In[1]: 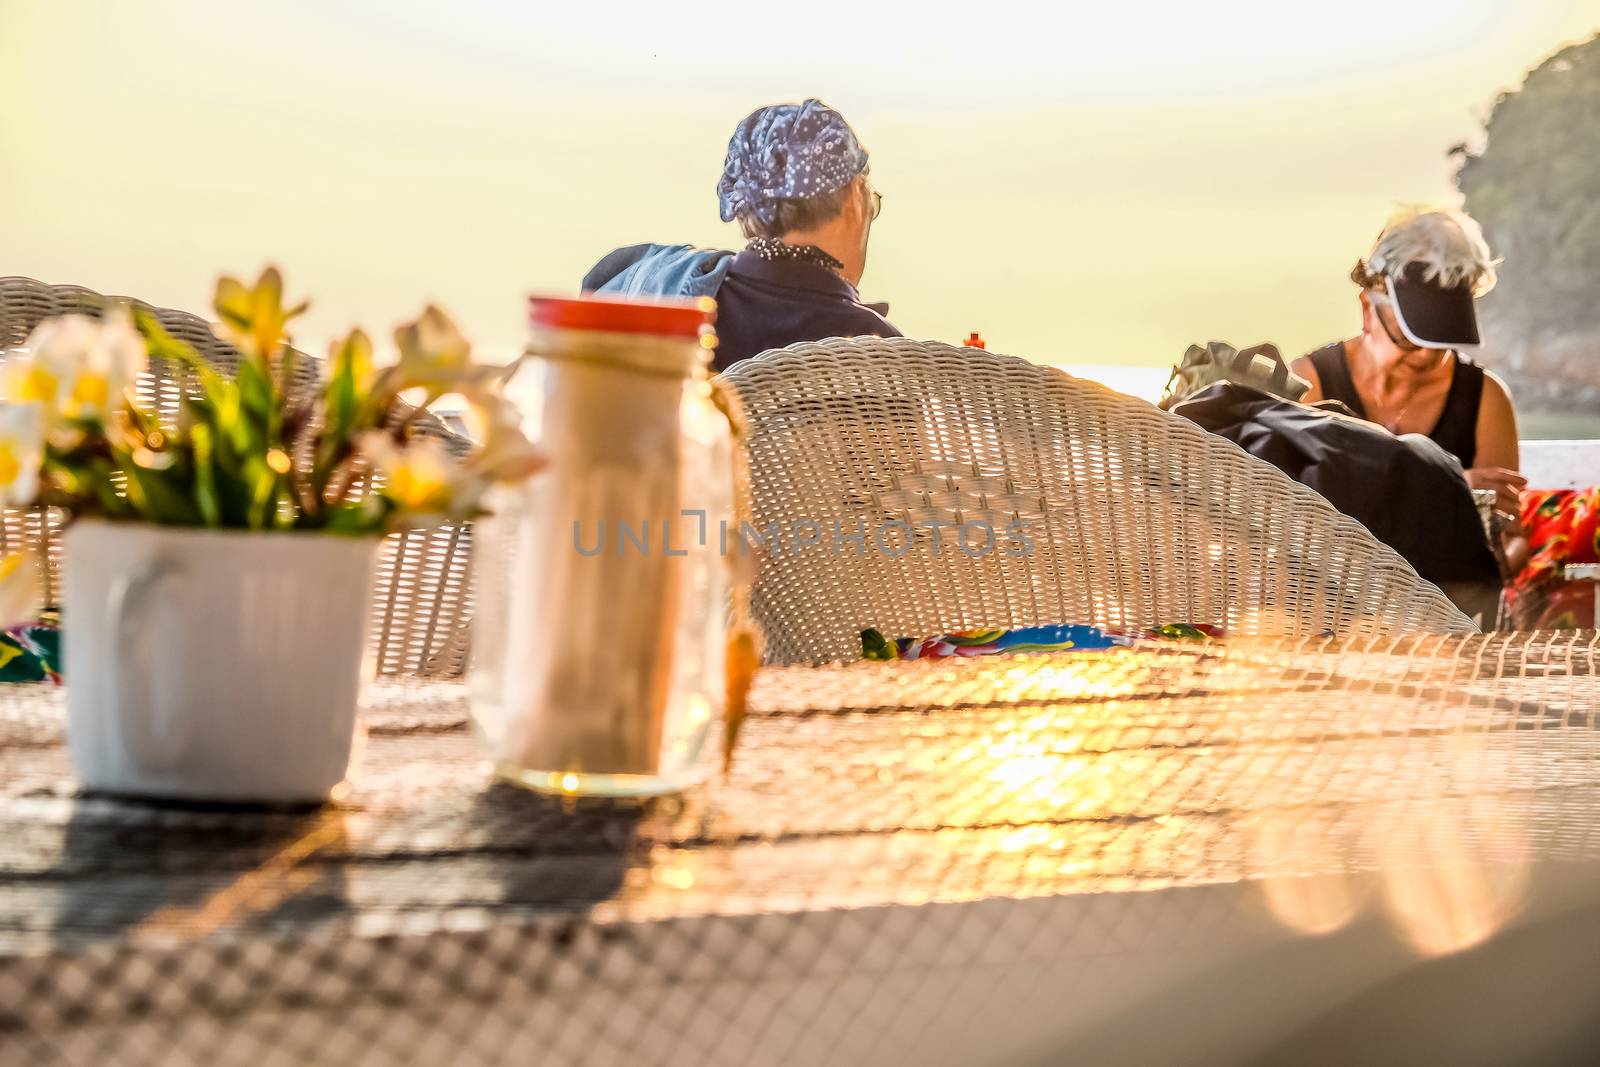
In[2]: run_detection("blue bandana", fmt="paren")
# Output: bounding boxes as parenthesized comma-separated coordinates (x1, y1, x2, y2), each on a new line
(717, 99, 869, 229)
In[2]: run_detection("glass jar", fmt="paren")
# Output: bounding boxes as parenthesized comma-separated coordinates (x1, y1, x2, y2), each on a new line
(469, 295, 734, 796)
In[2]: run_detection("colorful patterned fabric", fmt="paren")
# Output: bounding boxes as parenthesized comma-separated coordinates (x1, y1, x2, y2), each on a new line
(861, 623, 1225, 662)
(1508, 487, 1600, 630)
(0, 613, 61, 684)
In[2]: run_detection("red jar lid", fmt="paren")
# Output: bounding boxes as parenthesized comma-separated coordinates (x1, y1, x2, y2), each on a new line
(530, 295, 715, 338)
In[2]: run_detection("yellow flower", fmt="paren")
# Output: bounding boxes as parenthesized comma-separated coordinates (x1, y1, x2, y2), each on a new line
(213, 266, 308, 362)
(4, 358, 59, 408)
(0, 404, 44, 507)
(0, 551, 43, 629)
(363, 433, 457, 516)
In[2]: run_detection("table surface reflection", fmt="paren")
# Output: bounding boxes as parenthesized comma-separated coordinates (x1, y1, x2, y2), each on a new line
(3, 631, 1600, 1066)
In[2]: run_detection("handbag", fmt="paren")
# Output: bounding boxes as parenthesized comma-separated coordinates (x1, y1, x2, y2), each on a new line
(1159, 341, 1311, 410)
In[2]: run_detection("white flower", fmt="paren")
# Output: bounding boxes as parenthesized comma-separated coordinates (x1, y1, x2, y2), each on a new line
(0, 403, 44, 507)
(0, 552, 43, 629)
(363, 401, 542, 526)
(461, 394, 544, 486)
(1, 345, 58, 410)
(11, 308, 144, 422)
(393, 306, 473, 396)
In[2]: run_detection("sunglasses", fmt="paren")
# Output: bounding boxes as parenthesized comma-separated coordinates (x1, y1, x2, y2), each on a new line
(870, 188, 883, 221)
(1366, 288, 1422, 352)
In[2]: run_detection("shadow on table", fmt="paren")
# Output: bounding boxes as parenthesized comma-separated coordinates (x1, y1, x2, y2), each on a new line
(1241, 896, 1600, 1067)
(466, 782, 652, 914)
(48, 796, 350, 943)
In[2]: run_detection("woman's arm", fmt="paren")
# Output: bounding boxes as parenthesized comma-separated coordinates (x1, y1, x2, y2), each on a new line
(1289, 356, 1324, 403)
(1475, 372, 1521, 472)
(1466, 373, 1525, 511)
(1469, 372, 1529, 573)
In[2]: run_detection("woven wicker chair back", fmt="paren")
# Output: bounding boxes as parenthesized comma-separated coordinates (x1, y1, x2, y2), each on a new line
(719, 338, 1474, 664)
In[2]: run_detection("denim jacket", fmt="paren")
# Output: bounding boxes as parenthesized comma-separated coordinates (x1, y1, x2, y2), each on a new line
(581, 242, 898, 371)
(581, 243, 735, 300)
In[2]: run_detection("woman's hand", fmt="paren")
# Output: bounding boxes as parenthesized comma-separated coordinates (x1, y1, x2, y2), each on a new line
(1465, 466, 1527, 516)
(1501, 529, 1531, 577)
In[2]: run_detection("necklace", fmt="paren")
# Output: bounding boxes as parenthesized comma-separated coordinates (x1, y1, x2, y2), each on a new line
(1357, 339, 1450, 435)
(1382, 403, 1411, 435)
(745, 237, 844, 272)
(1374, 376, 1429, 434)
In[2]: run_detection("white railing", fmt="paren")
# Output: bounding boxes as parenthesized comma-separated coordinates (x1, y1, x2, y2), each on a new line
(1520, 440, 1600, 490)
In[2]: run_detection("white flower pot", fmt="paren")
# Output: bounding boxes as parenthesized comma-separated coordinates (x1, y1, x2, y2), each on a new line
(62, 521, 380, 803)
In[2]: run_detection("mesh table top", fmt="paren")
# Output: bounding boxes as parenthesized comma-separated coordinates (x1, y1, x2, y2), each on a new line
(4, 632, 1600, 1065)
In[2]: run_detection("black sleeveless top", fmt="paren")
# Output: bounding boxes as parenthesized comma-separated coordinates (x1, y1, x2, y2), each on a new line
(1305, 342, 1484, 469)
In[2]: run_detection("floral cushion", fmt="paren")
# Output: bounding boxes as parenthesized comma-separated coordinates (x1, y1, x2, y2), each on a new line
(861, 623, 1225, 661)
(0, 613, 61, 684)
(1508, 487, 1600, 630)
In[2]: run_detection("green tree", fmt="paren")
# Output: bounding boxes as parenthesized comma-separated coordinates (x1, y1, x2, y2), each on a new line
(1454, 34, 1600, 414)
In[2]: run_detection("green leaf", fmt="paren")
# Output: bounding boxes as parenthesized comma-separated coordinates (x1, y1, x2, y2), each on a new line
(319, 499, 389, 536)
(189, 423, 221, 527)
(326, 329, 373, 436)
(134, 308, 243, 446)
(79, 457, 132, 518)
(278, 344, 300, 401)
(306, 328, 376, 507)
(121, 459, 203, 525)
(133, 308, 220, 385)
(242, 454, 282, 531)
(235, 355, 281, 445)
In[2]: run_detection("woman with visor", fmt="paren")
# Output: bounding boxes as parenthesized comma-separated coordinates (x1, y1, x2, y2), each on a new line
(1293, 208, 1525, 518)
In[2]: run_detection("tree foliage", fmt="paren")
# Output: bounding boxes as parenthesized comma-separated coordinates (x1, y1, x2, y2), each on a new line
(1455, 34, 1600, 335)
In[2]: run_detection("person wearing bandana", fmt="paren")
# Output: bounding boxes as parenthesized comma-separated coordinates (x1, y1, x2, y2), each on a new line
(582, 99, 899, 371)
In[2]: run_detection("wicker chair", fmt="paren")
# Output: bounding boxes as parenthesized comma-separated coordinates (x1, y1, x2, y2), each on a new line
(0, 276, 474, 677)
(718, 338, 1475, 664)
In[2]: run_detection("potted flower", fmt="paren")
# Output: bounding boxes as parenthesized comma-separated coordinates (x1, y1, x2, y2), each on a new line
(0, 268, 541, 802)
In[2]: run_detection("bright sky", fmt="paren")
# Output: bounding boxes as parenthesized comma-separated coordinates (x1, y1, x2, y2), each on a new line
(4, 0, 1599, 382)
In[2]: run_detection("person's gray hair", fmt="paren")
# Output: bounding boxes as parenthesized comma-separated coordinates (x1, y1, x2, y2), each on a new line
(735, 181, 856, 240)
(1357, 206, 1499, 295)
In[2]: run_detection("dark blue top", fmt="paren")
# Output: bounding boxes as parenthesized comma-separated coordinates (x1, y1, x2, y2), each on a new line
(582, 243, 899, 372)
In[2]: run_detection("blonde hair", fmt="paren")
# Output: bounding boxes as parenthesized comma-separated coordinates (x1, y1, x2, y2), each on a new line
(1353, 206, 1498, 295)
